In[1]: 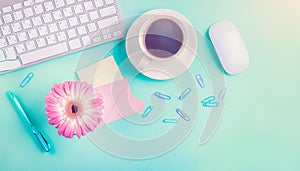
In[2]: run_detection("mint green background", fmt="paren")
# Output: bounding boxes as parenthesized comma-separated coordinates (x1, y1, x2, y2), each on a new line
(1, 0, 300, 170)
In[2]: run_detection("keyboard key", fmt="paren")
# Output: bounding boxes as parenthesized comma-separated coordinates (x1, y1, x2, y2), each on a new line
(25, 41, 37, 51)
(48, 23, 58, 33)
(67, 29, 77, 38)
(68, 38, 82, 50)
(11, 22, 22, 32)
(58, 20, 68, 30)
(92, 36, 102, 43)
(77, 26, 87, 36)
(74, 4, 84, 14)
(98, 16, 119, 29)
(4, 47, 17, 60)
(35, 0, 45, 3)
(28, 29, 38, 39)
(103, 34, 111, 40)
(42, 13, 53, 23)
(0, 60, 21, 71)
(84, 1, 94, 11)
(1, 25, 11, 36)
(99, 6, 116, 17)
(13, 3, 23, 10)
(113, 30, 122, 37)
(20, 42, 68, 64)
(0, 38, 8, 48)
(102, 29, 109, 35)
(0, 50, 5, 61)
(57, 32, 67, 42)
(89, 11, 99, 20)
(79, 14, 89, 24)
(24, 0, 34, 7)
(7, 35, 18, 45)
(66, 0, 76, 5)
(53, 10, 63, 20)
(34, 4, 44, 14)
(44, 1, 54, 11)
(3, 14, 13, 24)
(21, 20, 32, 29)
(105, 0, 114, 4)
(94, 0, 104, 7)
(0, 49, 6, 62)
(46, 35, 57, 45)
(13, 11, 24, 21)
(54, 0, 65, 8)
(2, 6, 12, 13)
(36, 38, 46, 47)
(17, 32, 28, 42)
(63, 7, 73, 17)
(32, 16, 42, 26)
(15, 43, 26, 54)
(38, 26, 48, 36)
(69, 17, 79, 27)
(87, 23, 97, 32)
(24, 8, 34, 17)
(82, 35, 91, 46)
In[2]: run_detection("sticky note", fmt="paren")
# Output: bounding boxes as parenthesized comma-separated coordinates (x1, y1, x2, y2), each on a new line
(95, 78, 145, 125)
(77, 56, 124, 87)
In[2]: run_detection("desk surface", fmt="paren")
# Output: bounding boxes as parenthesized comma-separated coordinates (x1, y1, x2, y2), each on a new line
(1, 0, 300, 170)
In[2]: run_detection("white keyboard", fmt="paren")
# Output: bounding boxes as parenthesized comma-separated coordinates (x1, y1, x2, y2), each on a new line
(0, 0, 124, 74)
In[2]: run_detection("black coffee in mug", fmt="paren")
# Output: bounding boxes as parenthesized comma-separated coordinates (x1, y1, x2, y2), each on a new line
(144, 19, 184, 58)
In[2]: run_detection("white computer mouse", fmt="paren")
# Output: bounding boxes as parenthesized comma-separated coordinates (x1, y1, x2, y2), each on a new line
(209, 21, 250, 75)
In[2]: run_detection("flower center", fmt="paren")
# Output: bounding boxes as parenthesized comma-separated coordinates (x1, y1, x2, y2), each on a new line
(71, 105, 78, 114)
(65, 100, 82, 118)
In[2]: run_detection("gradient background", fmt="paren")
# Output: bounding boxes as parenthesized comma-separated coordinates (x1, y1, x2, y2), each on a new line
(0, 0, 299, 170)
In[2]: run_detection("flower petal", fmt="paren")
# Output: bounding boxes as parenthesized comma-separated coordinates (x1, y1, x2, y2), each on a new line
(75, 122, 83, 138)
(78, 116, 93, 132)
(63, 81, 72, 96)
(46, 111, 62, 119)
(45, 106, 62, 113)
(64, 121, 75, 139)
(48, 116, 64, 125)
(82, 115, 98, 131)
(57, 119, 69, 136)
(45, 95, 58, 104)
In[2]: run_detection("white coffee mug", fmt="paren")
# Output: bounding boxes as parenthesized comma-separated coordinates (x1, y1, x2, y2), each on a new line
(126, 9, 198, 80)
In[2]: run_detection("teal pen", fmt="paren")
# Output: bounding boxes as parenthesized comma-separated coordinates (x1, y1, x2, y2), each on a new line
(7, 91, 51, 152)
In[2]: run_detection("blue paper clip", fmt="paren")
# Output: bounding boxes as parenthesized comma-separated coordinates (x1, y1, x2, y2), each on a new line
(154, 91, 172, 100)
(20, 72, 34, 88)
(201, 96, 220, 107)
(142, 106, 153, 118)
(201, 96, 216, 104)
(195, 74, 205, 88)
(163, 118, 178, 124)
(178, 88, 191, 100)
(202, 101, 220, 108)
(217, 87, 227, 101)
(176, 108, 190, 121)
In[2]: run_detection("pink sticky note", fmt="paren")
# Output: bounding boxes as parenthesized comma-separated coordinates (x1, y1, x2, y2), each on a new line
(95, 78, 145, 125)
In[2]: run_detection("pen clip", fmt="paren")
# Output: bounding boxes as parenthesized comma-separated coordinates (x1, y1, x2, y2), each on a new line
(34, 130, 51, 152)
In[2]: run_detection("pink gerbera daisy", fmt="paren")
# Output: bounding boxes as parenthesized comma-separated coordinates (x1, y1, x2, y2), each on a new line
(45, 81, 103, 139)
